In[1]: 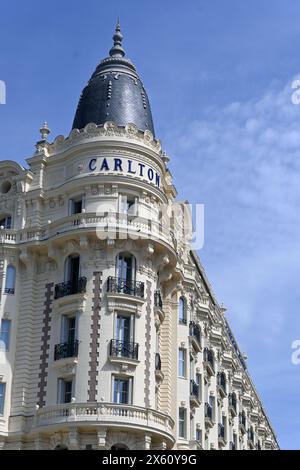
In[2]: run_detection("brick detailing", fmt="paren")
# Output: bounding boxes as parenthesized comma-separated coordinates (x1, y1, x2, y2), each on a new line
(144, 280, 152, 408)
(88, 271, 102, 402)
(37, 282, 54, 408)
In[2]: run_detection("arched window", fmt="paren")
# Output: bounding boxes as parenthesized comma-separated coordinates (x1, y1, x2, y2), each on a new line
(179, 297, 187, 324)
(116, 253, 136, 284)
(5, 265, 16, 294)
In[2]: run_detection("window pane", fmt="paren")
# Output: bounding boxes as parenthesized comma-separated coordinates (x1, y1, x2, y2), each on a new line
(178, 349, 185, 376)
(63, 381, 73, 403)
(179, 297, 185, 322)
(5, 265, 16, 293)
(114, 378, 129, 404)
(0, 320, 11, 351)
(0, 383, 5, 415)
(179, 408, 185, 438)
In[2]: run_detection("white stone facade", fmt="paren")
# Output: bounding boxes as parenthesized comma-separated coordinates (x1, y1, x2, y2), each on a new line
(0, 121, 278, 450)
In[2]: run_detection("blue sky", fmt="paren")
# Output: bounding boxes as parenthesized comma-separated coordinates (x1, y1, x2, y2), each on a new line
(1, 0, 300, 449)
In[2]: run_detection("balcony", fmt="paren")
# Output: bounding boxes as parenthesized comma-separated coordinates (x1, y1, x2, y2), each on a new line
(189, 321, 201, 352)
(4, 287, 15, 295)
(34, 402, 175, 448)
(109, 339, 139, 362)
(228, 393, 237, 416)
(155, 352, 164, 382)
(54, 277, 87, 300)
(204, 403, 214, 428)
(54, 340, 79, 361)
(107, 276, 144, 299)
(239, 412, 247, 434)
(203, 348, 215, 376)
(190, 380, 200, 407)
(218, 423, 226, 447)
(217, 372, 227, 397)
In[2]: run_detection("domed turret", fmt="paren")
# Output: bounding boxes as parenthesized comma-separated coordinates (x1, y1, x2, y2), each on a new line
(72, 21, 155, 135)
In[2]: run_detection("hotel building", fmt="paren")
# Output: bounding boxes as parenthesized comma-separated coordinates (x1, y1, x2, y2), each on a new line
(0, 23, 278, 450)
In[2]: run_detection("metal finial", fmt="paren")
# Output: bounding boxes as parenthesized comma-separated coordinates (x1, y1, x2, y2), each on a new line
(39, 121, 51, 141)
(109, 20, 125, 57)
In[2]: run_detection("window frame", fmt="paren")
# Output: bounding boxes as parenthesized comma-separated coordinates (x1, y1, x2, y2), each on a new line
(119, 194, 138, 216)
(0, 383, 6, 415)
(112, 376, 133, 405)
(178, 296, 187, 325)
(57, 378, 74, 404)
(178, 407, 186, 439)
(68, 195, 84, 216)
(178, 348, 186, 378)
(4, 264, 16, 295)
(0, 319, 11, 351)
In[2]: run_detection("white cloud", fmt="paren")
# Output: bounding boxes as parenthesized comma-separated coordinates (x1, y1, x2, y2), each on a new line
(166, 75, 300, 350)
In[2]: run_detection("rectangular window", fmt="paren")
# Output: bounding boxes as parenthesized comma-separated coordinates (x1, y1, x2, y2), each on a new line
(61, 315, 77, 344)
(115, 314, 132, 344)
(69, 197, 83, 215)
(119, 195, 137, 216)
(190, 414, 194, 440)
(178, 348, 186, 377)
(58, 379, 73, 404)
(178, 408, 186, 438)
(113, 377, 132, 404)
(196, 428, 202, 444)
(0, 319, 11, 351)
(196, 373, 202, 401)
(209, 396, 215, 421)
(0, 383, 6, 415)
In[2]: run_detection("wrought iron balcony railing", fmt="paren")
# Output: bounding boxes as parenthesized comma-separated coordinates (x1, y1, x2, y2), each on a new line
(205, 402, 213, 420)
(4, 287, 15, 295)
(218, 423, 225, 439)
(190, 379, 199, 399)
(189, 321, 201, 344)
(54, 277, 87, 299)
(110, 339, 139, 360)
(155, 352, 162, 371)
(107, 276, 144, 298)
(204, 348, 214, 370)
(54, 340, 79, 361)
(154, 290, 163, 309)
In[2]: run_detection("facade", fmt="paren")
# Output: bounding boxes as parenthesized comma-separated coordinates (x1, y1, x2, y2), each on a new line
(0, 24, 278, 450)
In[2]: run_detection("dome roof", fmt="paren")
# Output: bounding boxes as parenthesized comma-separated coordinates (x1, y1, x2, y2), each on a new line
(72, 22, 155, 136)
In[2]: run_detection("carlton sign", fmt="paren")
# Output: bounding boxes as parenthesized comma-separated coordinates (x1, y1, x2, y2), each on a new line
(88, 156, 161, 188)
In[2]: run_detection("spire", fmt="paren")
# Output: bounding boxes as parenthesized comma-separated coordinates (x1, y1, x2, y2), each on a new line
(109, 20, 125, 58)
